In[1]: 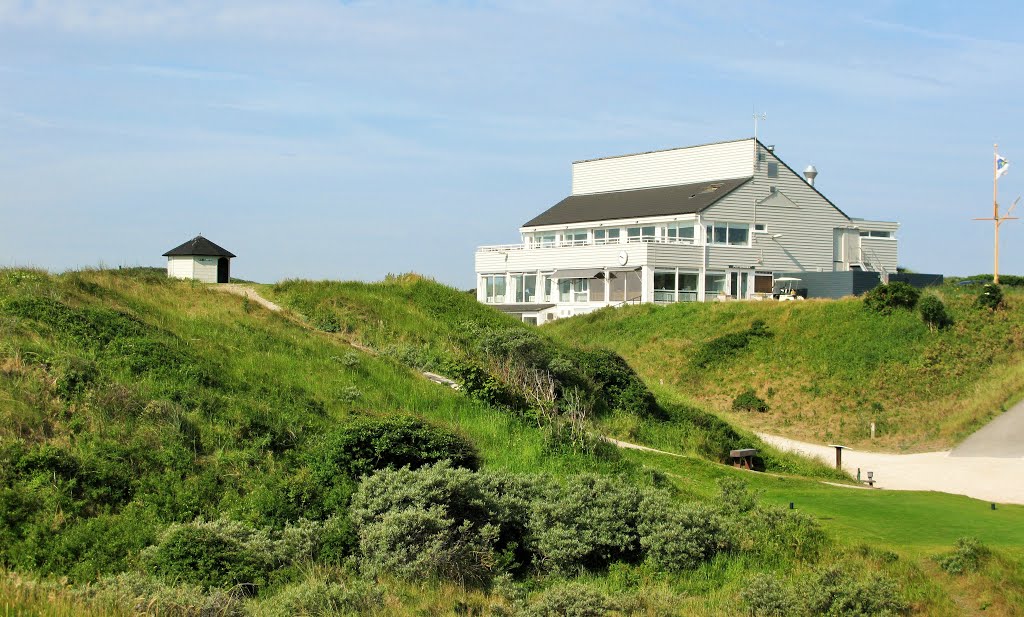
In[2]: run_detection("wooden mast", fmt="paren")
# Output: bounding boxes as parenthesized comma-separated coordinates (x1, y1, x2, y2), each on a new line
(994, 144, 1000, 284)
(975, 144, 1017, 284)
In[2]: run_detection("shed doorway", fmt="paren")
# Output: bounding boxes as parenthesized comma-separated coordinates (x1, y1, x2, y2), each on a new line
(217, 258, 230, 283)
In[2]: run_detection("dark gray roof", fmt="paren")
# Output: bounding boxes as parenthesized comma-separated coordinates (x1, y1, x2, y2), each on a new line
(489, 303, 556, 314)
(163, 235, 236, 258)
(523, 177, 752, 227)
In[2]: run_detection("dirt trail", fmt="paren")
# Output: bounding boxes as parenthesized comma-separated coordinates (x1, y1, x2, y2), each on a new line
(213, 284, 284, 312)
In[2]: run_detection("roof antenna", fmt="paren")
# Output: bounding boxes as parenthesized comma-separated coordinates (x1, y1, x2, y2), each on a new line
(752, 109, 767, 168)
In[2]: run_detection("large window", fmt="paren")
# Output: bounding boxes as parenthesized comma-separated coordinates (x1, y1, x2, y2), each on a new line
(653, 270, 676, 302)
(483, 275, 506, 303)
(705, 222, 750, 246)
(704, 272, 727, 298)
(654, 270, 699, 302)
(666, 222, 695, 244)
(627, 226, 656, 243)
(767, 162, 778, 178)
(679, 273, 699, 301)
(513, 274, 537, 303)
(562, 229, 588, 246)
(534, 233, 556, 247)
(594, 228, 620, 245)
(558, 278, 589, 303)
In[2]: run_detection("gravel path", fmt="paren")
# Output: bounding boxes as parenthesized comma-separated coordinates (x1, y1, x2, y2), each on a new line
(758, 432, 1024, 505)
(950, 397, 1024, 458)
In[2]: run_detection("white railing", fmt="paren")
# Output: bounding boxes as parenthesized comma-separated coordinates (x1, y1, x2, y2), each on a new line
(476, 243, 527, 253)
(476, 238, 697, 252)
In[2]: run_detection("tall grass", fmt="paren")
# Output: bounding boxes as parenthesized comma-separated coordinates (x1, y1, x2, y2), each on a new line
(545, 286, 1024, 451)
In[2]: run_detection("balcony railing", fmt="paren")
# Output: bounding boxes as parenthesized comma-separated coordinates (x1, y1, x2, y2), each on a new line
(477, 238, 697, 252)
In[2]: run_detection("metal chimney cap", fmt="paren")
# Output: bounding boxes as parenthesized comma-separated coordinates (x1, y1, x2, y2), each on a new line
(803, 165, 818, 179)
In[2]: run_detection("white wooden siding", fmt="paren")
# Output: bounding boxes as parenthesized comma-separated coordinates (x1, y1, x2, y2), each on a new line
(860, 237, 898, 272)
(703, 145, 851, 273)
(166, 257, 194, 280)
(571, 139, 754, 195)
(193, 257, 219, 283)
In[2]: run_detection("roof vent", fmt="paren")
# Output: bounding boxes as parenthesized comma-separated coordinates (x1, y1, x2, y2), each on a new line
(803, 165, 818, 187)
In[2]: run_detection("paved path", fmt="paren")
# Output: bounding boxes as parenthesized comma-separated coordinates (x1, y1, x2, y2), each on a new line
(758, 432, 1024, 505)
(951, 397, 1024, 458)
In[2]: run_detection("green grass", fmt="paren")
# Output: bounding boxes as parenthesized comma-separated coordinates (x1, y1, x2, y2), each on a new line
(544, 284, 1024, 451)
(2, 268, 1024, 615)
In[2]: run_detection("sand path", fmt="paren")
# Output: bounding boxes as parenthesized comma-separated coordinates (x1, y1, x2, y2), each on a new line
(758, 432, 1024, 505)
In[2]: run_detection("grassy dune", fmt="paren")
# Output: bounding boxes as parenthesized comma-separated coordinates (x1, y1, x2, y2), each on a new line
(1, 268, 1024, 615)
(545, 285, 1024, 451)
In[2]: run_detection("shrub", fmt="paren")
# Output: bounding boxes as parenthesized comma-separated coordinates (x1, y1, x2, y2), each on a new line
(143, 518, 277, 591)
(309, 415, 479, 481)
(258, 575, 384, 617)
(977, 283, 1004, 310)
(350, 462, 511, 586)
(739, 573, 799, 617)
(935, 536, 988, 575)
(526, 582, 616, 617)
(445, 358, 524, 409)
(693, 320, 772, 368)
(863, 281, 920, 314)
(919, 295, 952, 330)
(82, 572, 244, 617)
(637, 492, 729, 571)
(732, 387, 769, 413)
(529, 475, 643, 574)
(798, 566, 908, 616)
(741, 567, 908, 617)
(575, 349, 660, 418)
(311, 307, 341, 332)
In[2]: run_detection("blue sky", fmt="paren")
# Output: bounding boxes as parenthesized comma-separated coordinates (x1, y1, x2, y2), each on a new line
(1, 1, 1022, 286)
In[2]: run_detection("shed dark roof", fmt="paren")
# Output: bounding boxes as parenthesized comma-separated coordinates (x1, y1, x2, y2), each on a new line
(523, 177, 752, 227)
(163, 235, 236, 258)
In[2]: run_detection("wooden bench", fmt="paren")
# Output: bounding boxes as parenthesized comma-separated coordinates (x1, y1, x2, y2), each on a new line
(730, 448, 757, 470)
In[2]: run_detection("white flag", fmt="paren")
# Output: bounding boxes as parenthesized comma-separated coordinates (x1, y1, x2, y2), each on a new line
(996, 153, 1010, 179)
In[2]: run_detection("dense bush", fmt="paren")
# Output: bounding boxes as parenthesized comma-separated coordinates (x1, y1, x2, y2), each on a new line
(309, 415, 479, 480)
(693, 320, 772, 368)
(977, 283, 1004, 310)
(935, 536, 988, 575)
(258, 575, 384, 617)
(732, 387, 769, 413)
(82, 572, 244, 617)
(350, 464, 749, 586)
(526, 582, 616, 617)
(143, 518, 277, 591)
(863, 281, 920, 314)
(741, 566, 908, 616)
(445, 358, 524, 409)
(919, 295, 952, 331)
(530, 475, 643, 574)
(637, 493, 729, 571)
(575, 349, 660, 418)
(143, 517, 335, 592)
(350, 462, 525, 585)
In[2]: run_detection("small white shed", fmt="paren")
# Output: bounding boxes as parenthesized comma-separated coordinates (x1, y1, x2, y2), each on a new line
(163, 235, 236, 283)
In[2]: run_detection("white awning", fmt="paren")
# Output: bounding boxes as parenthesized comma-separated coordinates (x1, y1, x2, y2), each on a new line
(551, 268, 605, 279)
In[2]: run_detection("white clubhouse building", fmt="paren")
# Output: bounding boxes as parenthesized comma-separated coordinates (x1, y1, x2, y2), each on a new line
(474, 138, 898, 324)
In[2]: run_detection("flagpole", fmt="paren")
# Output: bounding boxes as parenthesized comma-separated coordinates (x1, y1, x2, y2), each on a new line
(994, 144, 1000, 285)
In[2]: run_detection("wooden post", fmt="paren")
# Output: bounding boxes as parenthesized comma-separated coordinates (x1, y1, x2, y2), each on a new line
(828, 445, 846, 470)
